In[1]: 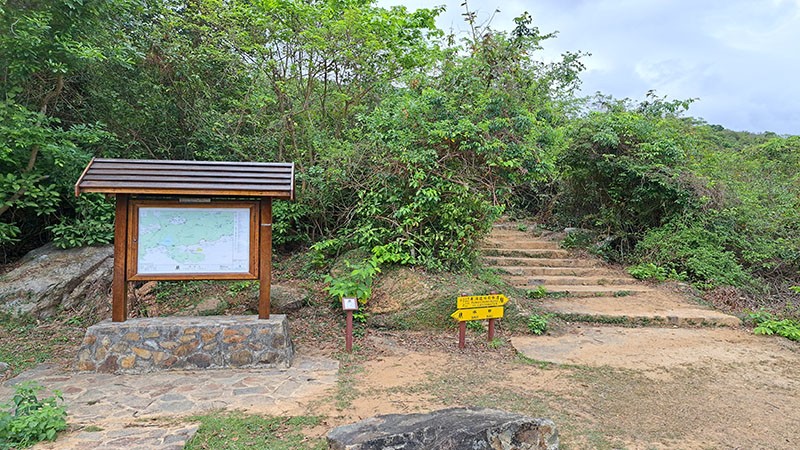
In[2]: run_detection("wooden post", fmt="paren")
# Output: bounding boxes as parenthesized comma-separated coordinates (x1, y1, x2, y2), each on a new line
(112, 194, 129, 322)
(258, 198, 272, 319)
(345, 310, 354, 353)
(458, 321, 466, 349)
(487, 291, 497, 342)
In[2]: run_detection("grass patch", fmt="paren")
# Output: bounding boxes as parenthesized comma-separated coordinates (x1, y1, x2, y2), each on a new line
(332, 354, 365, 411)
(0, 313, 85, 377)
(551, 312, 656, 326)
(150, 280, 214, 312)
(185, 412, 325, 450)
(514, 353, 555, 369)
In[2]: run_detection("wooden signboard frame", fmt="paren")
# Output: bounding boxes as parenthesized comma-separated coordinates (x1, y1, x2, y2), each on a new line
(126, 199, 261, 281)
(112, 195, 274, 322)
(75, 158, 294, 322)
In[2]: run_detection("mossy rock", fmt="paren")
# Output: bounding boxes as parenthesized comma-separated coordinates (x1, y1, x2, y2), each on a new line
(368, 267, 504, 331)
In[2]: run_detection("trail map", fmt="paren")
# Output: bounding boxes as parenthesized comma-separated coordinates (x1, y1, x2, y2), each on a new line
(137, 207, 250, 274)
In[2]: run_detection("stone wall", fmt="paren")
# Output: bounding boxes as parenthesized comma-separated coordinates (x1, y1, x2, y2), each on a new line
(76, 315, 293, 373)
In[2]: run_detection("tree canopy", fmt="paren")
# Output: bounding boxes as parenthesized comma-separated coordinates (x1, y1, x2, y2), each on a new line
(1, 0, 798, 306)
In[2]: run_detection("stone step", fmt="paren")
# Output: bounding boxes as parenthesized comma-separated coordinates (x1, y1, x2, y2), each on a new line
(487, 229, 539, 238)
(481, 240, 561, 250)
(504, 275, 635, 286)
(483, 256, 598, 268)
(512, 326, 751, 370)
(491, 222, 539, 230)
(536, 296, 742, 328)
(482, 248, 570, 258)
(487, 266, 612, 277)
(515, 284, 652, 297)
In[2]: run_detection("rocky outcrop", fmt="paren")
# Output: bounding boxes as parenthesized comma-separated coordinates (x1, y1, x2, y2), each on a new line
(0, 244, 113, 319)
(327, 407, 559, 450)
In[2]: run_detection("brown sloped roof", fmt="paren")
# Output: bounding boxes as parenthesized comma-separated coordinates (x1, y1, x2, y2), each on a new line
(75, 158, 294, 199)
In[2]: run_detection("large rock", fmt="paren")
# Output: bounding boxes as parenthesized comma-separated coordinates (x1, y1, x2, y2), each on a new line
(246, 282, 310, 313)
(0, 244, 113, 319)
(270, 283, 310, 312)
(327, 407, 559, 450)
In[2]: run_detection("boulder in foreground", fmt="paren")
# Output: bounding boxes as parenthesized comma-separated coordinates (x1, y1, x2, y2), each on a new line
(327, 406, 558, 450)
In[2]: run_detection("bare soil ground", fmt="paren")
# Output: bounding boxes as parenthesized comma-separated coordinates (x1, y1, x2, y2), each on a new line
(295, 323, 800, 450)
(3, 240, 799, 449)
(3, 296, 799, 449)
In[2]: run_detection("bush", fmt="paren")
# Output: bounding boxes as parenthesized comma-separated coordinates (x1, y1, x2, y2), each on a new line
(635, 217, 751, 289)
(627, 263, 685, 282)
(561, 229, 594, 250)
(526, 286, 548, 299)
(558, 98, 699, 257)
(527, 314, 550, 335)
(48, 194, 115, 249)
(749, 311, 800, 342)
(0, 382, 67, 448)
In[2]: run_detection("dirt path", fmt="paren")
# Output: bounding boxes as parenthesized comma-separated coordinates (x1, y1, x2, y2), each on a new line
(309, 327, 800, 449)
(305, 222, 799, 448)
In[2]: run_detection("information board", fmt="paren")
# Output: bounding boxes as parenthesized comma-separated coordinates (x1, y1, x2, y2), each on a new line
(127, 200, 259, 280)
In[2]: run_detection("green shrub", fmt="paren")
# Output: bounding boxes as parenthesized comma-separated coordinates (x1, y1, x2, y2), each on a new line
(627, 263, 686, 282)
(561, 230, 594, 250)
(749, 311, 800, 342)
(635, 218, 751, 289)
(0, 382, 67, 448)
(628, 263, 667, 281)
(323, 258, 380, 324)
(527, 314, 550, 335)
(48, 194, 115, 249)
(558, 98, 699, 257)
(526, 286, 548, 299)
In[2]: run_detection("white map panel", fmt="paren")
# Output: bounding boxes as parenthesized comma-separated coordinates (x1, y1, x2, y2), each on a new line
(137, 207, 250, 274)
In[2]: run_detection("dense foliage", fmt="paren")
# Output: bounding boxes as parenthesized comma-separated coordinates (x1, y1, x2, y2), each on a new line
(1, 0, 798, 312)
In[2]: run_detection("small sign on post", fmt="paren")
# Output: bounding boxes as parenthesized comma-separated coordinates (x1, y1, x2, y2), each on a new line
(342, 297, 358, 353)
(451, 293, 508, 348)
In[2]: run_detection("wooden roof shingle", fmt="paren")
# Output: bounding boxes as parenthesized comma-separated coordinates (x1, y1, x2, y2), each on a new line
(75, 158, 294, 199)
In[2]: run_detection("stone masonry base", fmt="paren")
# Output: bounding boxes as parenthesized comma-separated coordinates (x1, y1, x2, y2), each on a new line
(76, 315, 294, 373)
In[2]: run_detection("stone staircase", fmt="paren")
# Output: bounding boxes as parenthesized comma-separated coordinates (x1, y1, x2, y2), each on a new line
(481, 222, 741, 328)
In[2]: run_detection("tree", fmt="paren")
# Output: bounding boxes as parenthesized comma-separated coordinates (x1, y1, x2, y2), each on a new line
(0, 0, 122, 256)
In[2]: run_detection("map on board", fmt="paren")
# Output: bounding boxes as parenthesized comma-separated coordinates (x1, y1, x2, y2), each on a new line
(137, 207, 251, 274)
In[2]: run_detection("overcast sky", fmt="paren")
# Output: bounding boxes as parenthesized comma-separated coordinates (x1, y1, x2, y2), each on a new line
(377, 0, 800, 135)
